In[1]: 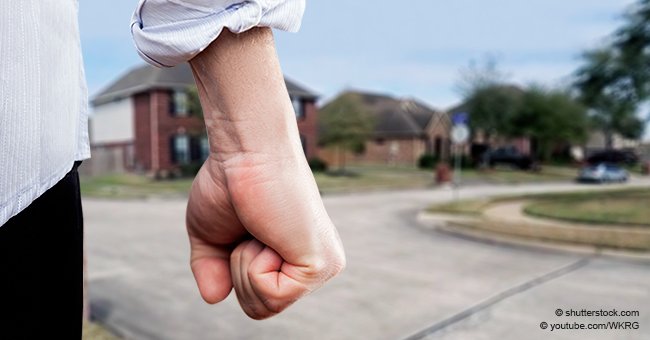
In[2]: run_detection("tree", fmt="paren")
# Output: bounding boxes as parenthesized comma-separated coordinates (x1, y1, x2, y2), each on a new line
(455, 56, 509, 97)
(187, 86, 204, 119)
(463, 84, 589, 162)
(517, 87, 589, 161)
(464, 84, 525, 139)
(319, 93, 375, 171)
(615, 0, 650, 100)
(574, 49, 645, 147)
(456, 58, 523, 139)
(574, 0, 650, 148)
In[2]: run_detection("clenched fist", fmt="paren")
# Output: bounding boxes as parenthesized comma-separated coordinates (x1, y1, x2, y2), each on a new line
(185, 28, 345, 320)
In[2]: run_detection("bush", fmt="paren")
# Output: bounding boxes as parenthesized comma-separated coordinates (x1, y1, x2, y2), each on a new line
(448, 154, 474, 169)
(179, 162, 203, 177)
(418, 154, 439, 169)
(308, 158, 329, 172)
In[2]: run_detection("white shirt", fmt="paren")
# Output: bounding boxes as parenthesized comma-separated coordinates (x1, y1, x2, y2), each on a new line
(131, 0, 305, 67)
(0, 0, 304, 227)
(0, 0, 90, 227)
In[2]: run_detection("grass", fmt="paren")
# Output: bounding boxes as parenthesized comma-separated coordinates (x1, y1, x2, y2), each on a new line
(80, 164, 582, 199)
(427, 198, 494, 216)
(80, 174, 193, 199)
(428, 188, 650, 227)
(83, 321, 119, 339)
(460, 165, 578, 184)
(313, 165, 434, 193)
(524, 189, 650, 227)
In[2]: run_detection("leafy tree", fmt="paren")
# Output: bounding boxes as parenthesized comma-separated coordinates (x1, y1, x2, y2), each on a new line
(464, 84, 525, 139)
(456, 58, 523, 139)
(186, 86, 204, 119)
(574, 49, 644, 146)
(319, 93, 375, 171)
(614, 0, 650, 100)
(574, 0, 650, 147)
(516, 87, 589, 161)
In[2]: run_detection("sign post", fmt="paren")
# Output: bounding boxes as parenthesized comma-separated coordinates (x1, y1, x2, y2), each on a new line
(450, 113, 470, 200)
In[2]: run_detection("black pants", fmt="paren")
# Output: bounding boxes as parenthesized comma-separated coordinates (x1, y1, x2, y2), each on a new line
(0, 162, 83, 339)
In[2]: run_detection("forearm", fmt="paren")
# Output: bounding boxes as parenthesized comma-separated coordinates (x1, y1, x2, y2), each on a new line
(187, 27, 345, 274)
(189, 27, 302, 161)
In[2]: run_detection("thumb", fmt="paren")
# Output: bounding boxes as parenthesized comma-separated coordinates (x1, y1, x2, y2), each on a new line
(189, 235, 233, 304)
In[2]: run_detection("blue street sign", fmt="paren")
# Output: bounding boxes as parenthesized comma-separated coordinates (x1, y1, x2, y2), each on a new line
(453, 112, 469, 125)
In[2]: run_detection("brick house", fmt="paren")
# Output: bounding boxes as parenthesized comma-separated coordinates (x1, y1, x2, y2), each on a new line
(88, 63, 319, 176)
(320, 91, 452, 166)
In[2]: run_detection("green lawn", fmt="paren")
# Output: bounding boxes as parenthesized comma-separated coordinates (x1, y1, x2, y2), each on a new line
(523, 189, 650, 227)
(83, 321, 119, 339)
(426, 198, 494, 216)
(80, 174, 193, 199)
(80, 164, 581, 198)
(313, 165, 435, 193)
(460, 165, 578, 184)
(428, 188, 650, 227)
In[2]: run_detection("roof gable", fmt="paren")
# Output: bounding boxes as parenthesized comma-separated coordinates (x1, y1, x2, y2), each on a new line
(322, 91, 445, 138)
(92, 63, 317, 106)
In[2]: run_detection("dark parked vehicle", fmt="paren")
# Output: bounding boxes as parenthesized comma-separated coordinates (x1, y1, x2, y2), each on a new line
(586, 149, 639, 166)
(485, 146, 537, 170)
(577, 163, 629, 183)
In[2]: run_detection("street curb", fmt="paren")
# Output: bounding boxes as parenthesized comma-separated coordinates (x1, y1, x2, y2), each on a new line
(417, 212, 650, 263)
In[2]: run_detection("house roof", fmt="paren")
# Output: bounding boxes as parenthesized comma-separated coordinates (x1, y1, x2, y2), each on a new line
(92, 63, 318, 106)
(322, 91, 448, 139)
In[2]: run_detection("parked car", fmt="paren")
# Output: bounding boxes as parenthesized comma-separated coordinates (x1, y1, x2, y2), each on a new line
(586, 149, 639, 166)
(577, 163, 629, 183)
(485, 146, 537, 170)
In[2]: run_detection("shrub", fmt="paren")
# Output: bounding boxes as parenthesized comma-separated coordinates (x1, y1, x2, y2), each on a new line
(308, 158, 329, 172)
(179, 162, 203, 177)
(418, 154, 438, 169)
(448, 154, 474, 169)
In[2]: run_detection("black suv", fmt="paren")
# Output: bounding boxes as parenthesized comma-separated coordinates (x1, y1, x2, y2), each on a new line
(586, 149, 639, 166)
(485, 146, 537, 170)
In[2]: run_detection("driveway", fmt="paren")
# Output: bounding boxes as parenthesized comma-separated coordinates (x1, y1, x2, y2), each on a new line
(85, 180, 650, 340)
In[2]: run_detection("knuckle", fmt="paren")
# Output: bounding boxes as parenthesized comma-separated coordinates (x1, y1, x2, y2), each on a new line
(306, 252, 347, 281)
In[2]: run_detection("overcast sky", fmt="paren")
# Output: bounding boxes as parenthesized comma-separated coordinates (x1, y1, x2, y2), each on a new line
(79, 0, 648, 140)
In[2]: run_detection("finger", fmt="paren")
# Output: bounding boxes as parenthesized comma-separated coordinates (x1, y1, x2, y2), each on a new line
(232, 240, 273, 319)
(189, 235, 233, 304)
(248, 246, 309, 315)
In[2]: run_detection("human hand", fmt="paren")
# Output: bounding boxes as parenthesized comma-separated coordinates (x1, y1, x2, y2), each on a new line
(185, 27, 345, 320)
(187, 152, 345, 319)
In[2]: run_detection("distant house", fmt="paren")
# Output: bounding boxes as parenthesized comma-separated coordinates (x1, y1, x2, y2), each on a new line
(88, 63, 319, 176)
(320, 91, 451, 166)
(585, 131, 641, 155)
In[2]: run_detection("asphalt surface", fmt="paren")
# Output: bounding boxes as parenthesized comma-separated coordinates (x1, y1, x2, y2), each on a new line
(85, 179, 650, 340)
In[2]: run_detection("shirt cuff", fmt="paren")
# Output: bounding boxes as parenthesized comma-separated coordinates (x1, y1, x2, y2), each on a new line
(131, 0, 305, 68)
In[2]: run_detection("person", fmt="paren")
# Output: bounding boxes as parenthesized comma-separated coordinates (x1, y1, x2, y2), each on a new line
(0, 0, 345, 337)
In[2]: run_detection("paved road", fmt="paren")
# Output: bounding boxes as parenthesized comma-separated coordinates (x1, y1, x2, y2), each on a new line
(85, 180, 650, 340)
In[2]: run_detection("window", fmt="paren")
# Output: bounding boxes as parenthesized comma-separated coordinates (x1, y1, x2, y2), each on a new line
(171, 90, 188, 117)
(292, 97, 305, 119)
(171, 134, 190, 165)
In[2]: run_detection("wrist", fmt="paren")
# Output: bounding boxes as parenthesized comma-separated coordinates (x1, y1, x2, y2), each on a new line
(189, 27, 300, 161)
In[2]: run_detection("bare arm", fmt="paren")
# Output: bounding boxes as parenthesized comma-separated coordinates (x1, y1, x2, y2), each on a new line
(186, 27, 346, 320)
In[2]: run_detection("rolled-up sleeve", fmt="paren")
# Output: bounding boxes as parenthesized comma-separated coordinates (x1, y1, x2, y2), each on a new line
(131, 0, 305, 67)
